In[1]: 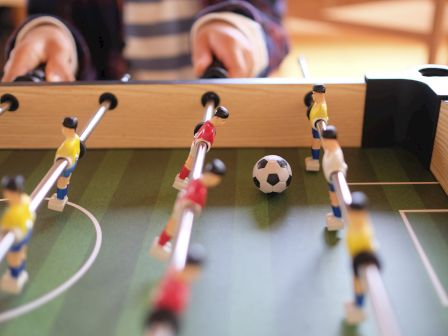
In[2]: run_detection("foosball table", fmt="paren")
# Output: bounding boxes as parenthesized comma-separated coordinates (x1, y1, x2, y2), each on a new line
(0, 64, 446, 336)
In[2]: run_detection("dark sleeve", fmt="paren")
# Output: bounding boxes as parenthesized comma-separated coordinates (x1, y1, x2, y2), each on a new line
(199, 0, 289, 75)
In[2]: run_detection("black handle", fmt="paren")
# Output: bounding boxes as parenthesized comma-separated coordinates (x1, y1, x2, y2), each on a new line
(201, 57, 228, 79)
(14, 64, 46, 82)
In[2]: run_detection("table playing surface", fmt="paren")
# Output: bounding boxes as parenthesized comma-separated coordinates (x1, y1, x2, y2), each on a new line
(0, 148, 446, 336)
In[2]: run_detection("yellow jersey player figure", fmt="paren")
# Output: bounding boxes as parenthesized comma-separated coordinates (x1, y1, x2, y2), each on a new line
(48, 117, 80, 212)
(345, 192, 380, 325)
(0, 175, 35, 294)
(321, 126, 347, 231)
(305, 84, 328, 172)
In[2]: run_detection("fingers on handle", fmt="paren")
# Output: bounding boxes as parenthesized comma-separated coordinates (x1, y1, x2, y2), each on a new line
(2, 44, 41, 82)
(192, 34, 213, 77)
(45, 52, 75, 82)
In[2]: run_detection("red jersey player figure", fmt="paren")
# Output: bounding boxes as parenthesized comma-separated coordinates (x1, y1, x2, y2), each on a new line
(151, 159, 226, 260)
(144, 245, 205, 336)
(172, 106, 229, 190)
(321, 126, 347, 230)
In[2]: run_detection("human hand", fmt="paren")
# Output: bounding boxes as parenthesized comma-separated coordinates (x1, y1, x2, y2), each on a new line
(2, 25, 75, 82)
(192, 21, 255, 78)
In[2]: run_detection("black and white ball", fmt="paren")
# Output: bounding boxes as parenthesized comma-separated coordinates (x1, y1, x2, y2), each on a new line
(252, 155, 292, 194)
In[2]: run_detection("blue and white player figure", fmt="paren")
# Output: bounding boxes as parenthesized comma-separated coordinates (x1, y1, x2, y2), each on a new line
(321, 126, 347, 231)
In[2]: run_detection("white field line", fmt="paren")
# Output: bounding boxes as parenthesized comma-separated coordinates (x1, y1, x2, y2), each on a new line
(348, 181, 439, 186)
(399, 209, 448, 307)
(0, 199, 103, 322)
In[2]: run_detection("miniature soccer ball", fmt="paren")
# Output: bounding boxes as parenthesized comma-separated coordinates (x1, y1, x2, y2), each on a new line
(252, 155, 292, 194)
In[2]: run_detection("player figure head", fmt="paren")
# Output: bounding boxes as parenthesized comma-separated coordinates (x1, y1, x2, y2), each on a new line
(322, 125, 339, 151)
(211, 106, 229, 126)
(348, 192, 370, 227)
(312, 84, 326, 103)
(179, 244, 206, 283)
(201, 159, 226, 187)
(62, 116, 78, 138)
(1, 175, 25, 205)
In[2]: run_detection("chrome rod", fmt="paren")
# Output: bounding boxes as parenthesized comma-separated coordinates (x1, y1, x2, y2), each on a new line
(315, 118, 400, 336)
(203, 100, 215, 121)
(169, 97, 216, 271)
(298, 55, 311, 79)
(29, 159, 68, 212)
(79, 101, 111, 142)
(0, 231, 15, 264)
(363, 265, 401, 336)
(0, 101, 11, 116)
(170, 143, 208, 271)
(331, 171, 353, 221)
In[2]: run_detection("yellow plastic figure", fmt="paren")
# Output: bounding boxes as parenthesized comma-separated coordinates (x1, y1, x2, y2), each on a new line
(345, 192, 379, 325)
(0, 175, 35, 294)
(48, 117, 81, 212)
(305, 84, 328, 172)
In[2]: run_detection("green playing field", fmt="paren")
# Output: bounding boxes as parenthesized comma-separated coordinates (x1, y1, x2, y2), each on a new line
(0, 148, 446, 336)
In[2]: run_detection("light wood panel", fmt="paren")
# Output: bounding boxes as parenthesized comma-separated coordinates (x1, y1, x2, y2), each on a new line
(431, 100, 448, 194)
(0, 81, 366, 149)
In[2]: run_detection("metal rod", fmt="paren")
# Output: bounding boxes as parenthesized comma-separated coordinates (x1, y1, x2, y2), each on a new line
(203, 100, 215, 121)
(363, 265, 401, 336)
(169, 98, 216, 271)
(0, 102, 11, 116)
(29, 159, 68, 213)
(316, 119, 352, 218)
(170, 143, 208, 271)
(316, 118, 400, 336)
(0, 98, 112, 266)
(0, 232, 15, 264)
(79, 101, 111, 142)
(331, 171, 352, 221)
(298, 55, 311, 79)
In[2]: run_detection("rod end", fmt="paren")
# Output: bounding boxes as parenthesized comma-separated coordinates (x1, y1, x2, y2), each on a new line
(201, 91, 220, 107)
(99, 92, 118, 110)
(0, 94, 19, 112)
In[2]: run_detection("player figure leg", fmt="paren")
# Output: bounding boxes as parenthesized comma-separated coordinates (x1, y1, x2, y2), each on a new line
(345, 275, 367, 324)
(173, 149, 195, 190)
(326, 183, 344, 230)
(1, 233, 31, 294)
(305, 128, 321, 172)
(48, 162, 77, 212)
(150, 216, 177, 261)
(150, 199, 185, 260)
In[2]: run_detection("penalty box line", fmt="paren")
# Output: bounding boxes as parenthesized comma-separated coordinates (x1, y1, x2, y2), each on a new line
(399, 209, 448, 307)
(348, 181, 440, 186)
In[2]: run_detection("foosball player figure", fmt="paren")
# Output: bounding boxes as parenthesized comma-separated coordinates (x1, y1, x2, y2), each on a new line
(152, 159, 226, 260)
(345, 192, 380, 325)
(173, 106, 229, 190)
(305, 84, 328, 172)
(321, 126, 347, 231)
(0, 175, 35, 294)
(48, 117, 81, 212)
(144, 245, 205, 336)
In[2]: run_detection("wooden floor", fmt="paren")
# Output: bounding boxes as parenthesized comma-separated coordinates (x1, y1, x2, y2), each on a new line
(276, 17, 447, 78)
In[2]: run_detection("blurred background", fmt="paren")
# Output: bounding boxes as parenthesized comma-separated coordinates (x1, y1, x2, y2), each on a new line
(0, 0, 446, 78)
